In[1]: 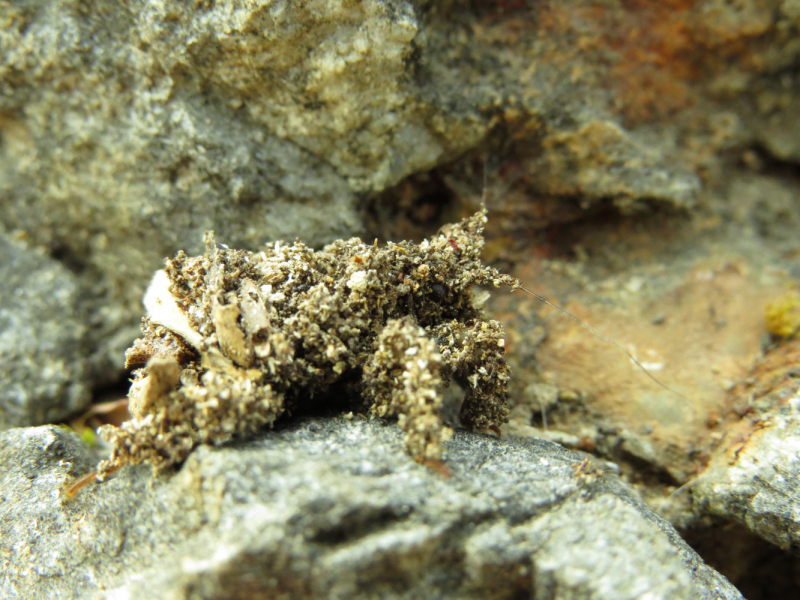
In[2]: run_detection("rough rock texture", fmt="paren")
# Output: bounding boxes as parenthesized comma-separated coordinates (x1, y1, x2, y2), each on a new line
(2, 0, 800, 423)
(1, 0, 762, 400)
(693, 341, 800, 551)
(695, 413, 800, 551)
(3, 0, 800, 594)
(0, 230, 90, 429)
(0, 419, 741, 600)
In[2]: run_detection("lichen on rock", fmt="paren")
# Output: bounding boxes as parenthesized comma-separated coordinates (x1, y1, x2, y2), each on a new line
(97, 209, 517, 478)
(764, 291, 800, 340)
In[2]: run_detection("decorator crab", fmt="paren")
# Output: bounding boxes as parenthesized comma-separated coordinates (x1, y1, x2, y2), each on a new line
(68, 207, 524, 493)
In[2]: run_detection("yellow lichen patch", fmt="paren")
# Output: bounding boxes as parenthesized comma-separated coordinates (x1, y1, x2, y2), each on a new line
(765, 292, 800, 340)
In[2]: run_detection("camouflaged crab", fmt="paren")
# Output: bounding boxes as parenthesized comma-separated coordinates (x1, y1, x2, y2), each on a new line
(87, 208, 521, 483)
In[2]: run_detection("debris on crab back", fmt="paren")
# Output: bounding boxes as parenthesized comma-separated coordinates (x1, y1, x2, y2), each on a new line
(94, 208, 518, 480)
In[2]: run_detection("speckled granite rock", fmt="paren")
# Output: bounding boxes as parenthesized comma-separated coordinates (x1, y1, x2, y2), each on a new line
(693, 357, 800, 553)
(0, 418, 741, 600)
(695, 412, 800, 551)
(0, 231, 90, 429)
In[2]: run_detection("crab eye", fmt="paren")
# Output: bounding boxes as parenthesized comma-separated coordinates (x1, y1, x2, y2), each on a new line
(432, 283, 446, 297)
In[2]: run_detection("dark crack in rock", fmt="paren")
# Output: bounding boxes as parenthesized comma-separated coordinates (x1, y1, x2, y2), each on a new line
(1, 419, 741, 600)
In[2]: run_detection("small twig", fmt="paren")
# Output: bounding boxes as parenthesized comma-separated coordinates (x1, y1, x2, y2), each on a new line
(63, 471, 100, 499)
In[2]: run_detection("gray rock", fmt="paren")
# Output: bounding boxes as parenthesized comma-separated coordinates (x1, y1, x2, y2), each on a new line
(694, 412, 800, 552)
(0, 418, 741, 600)
(757, 101, 800, 164)
(0, 0, 710, 383)
(0, 232, 90, 429)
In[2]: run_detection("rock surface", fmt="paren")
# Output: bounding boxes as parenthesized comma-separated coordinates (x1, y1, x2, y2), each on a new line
(4, 0, 773, 400)
(693, 342, 800, 552)
(0, 418, 742, 600)
(3, 0, 800, 427)
(3, 0, 800, 595)
(0, 231, 90, 429)
(695, 412, 800, 551)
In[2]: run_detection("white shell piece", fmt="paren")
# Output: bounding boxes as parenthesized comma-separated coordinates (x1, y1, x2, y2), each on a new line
(144, 270, 204, 349)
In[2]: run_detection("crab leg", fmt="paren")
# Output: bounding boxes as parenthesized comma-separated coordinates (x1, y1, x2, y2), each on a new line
(361, 317, 451, 461)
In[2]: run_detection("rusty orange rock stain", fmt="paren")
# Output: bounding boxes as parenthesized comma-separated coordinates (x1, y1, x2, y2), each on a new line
(531, 259, 780, 456)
